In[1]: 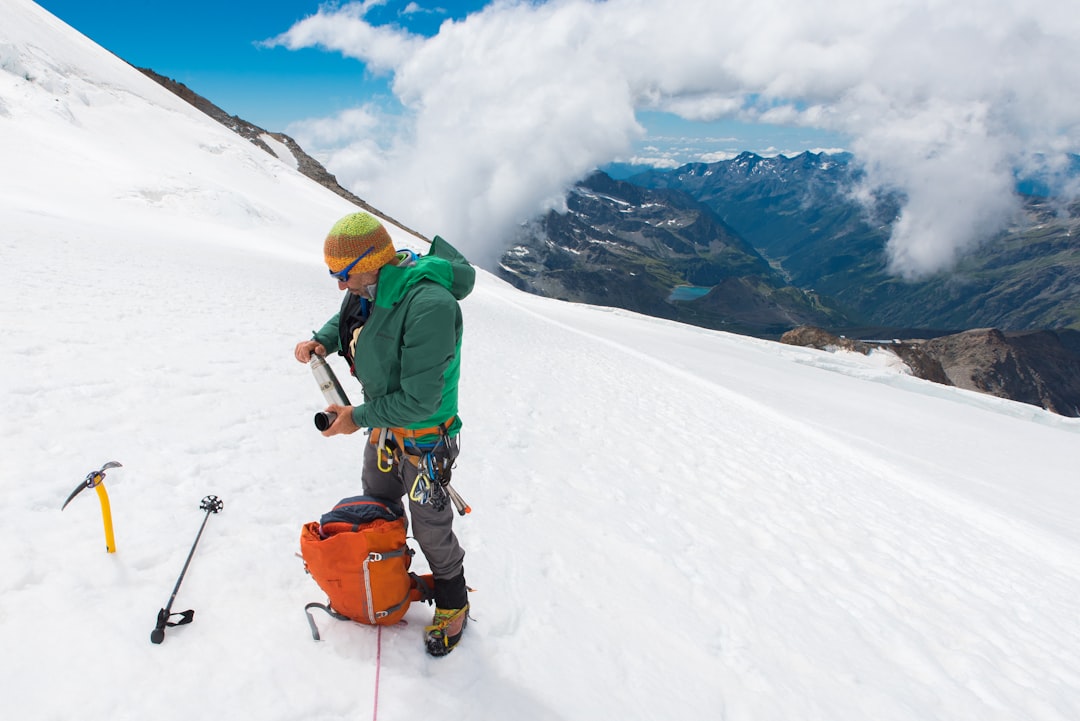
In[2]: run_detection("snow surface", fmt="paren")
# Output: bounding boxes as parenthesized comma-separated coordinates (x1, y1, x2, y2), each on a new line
(261, 133, 300, 170)
(3, 2, 1080, 720)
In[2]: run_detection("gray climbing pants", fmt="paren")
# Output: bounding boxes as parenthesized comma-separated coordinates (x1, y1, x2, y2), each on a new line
(360, 436, 465, 581)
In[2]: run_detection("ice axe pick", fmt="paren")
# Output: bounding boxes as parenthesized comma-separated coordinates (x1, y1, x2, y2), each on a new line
(61, 461, 121, 553)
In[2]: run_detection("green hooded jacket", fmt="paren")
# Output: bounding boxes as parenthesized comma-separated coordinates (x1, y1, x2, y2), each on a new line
(312, 236, 475, 437)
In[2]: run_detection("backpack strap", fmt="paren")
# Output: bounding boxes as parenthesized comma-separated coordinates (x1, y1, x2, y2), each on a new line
(305, 574, 434, 641)
(305, 573, 415, 641)
(410, 572, 435, 604)
(361, 548, 409, 623)
(336, 293, 370, 371)
(305, 598, 409, 639)
(304, 602, 351, 641)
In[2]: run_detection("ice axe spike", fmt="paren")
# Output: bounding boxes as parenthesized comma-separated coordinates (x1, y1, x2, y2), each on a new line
(62, 461, 122, 553)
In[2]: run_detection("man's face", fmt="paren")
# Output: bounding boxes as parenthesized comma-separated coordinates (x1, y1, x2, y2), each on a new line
(338, 269, 379, 298)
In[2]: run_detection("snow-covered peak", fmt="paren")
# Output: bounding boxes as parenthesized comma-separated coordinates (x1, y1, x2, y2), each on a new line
(1, 0, 372, 260)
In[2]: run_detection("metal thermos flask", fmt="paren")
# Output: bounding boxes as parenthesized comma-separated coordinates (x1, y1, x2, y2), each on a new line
(310, 354, 351, 431)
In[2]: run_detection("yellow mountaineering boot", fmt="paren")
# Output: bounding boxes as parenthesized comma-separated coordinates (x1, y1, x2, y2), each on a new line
(425, 604, 469, 657)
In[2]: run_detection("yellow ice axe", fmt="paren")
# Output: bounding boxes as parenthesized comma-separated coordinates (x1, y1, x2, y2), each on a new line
(62, 461, 121, 553)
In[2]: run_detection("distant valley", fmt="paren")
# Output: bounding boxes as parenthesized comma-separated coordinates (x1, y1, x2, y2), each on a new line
(628, 151, 1080, 334)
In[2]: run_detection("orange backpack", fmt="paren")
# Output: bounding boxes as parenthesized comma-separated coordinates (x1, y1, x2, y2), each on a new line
(301, 496, 432, 639)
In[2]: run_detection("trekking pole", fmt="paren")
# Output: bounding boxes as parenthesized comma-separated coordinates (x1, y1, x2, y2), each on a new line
(61, 461, 122, 553)
(150, 495, 224, 644)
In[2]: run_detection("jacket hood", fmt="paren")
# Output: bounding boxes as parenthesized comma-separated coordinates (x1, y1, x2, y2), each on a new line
(374, 235, 475, 309)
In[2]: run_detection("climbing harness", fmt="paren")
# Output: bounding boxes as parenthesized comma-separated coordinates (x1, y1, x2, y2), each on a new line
(371, 420, 471, 515)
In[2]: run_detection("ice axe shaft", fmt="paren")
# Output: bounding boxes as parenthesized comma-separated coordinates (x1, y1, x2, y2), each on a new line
(446, 483, 471, 516)
(62, 461, 121, 553)
(150, 495, 223, 645)
(93, 483, 116, 553)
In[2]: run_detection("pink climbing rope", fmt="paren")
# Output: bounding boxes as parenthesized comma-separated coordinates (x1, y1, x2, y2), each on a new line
(372, 625, 383, 721)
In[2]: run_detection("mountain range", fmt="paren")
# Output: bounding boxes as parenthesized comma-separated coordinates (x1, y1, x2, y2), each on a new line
(631, 151, 1080, 333)
(497, 153, 1080, 415)
(496, 170, 849, 337)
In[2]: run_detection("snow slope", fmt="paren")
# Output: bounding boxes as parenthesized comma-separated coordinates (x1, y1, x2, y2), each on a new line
(3, 2, 1080, 719)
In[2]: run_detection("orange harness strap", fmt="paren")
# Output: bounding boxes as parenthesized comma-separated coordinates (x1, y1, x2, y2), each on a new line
(369, 416, 455, 447)
(369, 417, 456, 472)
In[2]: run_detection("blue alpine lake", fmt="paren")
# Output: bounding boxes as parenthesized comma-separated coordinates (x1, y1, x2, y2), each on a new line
(668, 286, 713, 302)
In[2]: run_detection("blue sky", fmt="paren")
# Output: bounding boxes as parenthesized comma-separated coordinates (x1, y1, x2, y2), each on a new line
(35, 0, 846, 163)
(33, 0, 478, 131)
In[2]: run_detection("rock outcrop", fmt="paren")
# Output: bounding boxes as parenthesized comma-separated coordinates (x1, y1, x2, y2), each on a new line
(781, 326, 1080, 416)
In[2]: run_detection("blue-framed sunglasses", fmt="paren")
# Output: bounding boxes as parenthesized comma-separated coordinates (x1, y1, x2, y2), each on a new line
(329, 246, 375, 282)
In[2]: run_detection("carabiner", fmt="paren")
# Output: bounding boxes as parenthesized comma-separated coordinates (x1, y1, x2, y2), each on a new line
(409, 473, 432, 504)
(378, 445, 395, 472)
(376, 428, 395, 472)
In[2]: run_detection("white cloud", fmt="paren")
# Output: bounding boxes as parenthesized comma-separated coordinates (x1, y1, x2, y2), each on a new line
(265, 1, 421, 73)
(401, 2, 445, 16)
(626, 155, 683, 168)
(272, 0, 1080, 276)
(286, 106, 381, 148)
(698, 151, 740, 163)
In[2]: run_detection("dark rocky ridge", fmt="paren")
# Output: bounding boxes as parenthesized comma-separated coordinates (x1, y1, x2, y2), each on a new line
(782, 326, 1080, 416)
(136, 67, 427, 241)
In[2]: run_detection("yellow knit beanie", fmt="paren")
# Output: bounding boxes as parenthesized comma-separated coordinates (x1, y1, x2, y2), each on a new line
(323, 212, 396, 276)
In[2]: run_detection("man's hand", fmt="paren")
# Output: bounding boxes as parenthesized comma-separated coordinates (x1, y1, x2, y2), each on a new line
(295, 340, 327, 363)
(321, 404, 360, 437)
